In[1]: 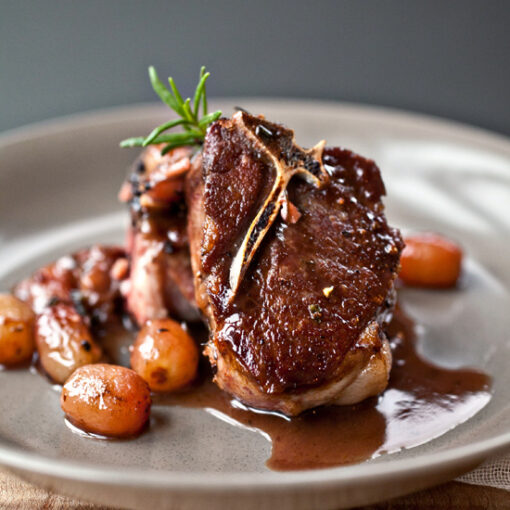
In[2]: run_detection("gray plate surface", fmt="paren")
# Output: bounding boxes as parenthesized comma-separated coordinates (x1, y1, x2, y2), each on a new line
(0, 100, 509, 509)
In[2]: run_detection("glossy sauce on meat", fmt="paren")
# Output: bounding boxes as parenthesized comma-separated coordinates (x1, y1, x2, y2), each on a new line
(159, 307, 491, 471)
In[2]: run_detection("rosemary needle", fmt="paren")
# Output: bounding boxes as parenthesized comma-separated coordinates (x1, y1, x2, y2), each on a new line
(120, 66, 221, 154)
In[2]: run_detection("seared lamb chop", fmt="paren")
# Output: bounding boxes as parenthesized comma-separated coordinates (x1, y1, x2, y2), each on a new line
(187, 112, 403, 415)
(119, 145, 200, 325)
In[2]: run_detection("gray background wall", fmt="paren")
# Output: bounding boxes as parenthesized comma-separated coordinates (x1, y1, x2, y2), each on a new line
(1, 0, 509, 135)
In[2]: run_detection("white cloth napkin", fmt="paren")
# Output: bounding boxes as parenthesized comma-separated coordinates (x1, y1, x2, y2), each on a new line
(457, 454, 510, 490)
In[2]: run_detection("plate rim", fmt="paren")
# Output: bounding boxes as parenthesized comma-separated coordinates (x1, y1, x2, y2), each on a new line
(1, 99, 509, 490)
(0, 432, 509, 490)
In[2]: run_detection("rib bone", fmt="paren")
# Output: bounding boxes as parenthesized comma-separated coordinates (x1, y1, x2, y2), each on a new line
(229, 112, 329, 300)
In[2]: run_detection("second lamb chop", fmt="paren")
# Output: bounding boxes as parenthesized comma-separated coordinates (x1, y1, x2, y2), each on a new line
(119, 145, 200, 325)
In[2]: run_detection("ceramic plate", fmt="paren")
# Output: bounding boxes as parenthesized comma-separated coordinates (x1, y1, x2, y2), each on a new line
(0, 100, 509, 509)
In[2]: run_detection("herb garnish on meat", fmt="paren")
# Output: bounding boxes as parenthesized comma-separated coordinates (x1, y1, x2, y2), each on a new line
(120, 66, 221, 155)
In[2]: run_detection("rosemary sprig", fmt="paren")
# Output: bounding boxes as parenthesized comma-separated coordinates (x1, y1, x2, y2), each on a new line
(120, 66, 221, 155)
